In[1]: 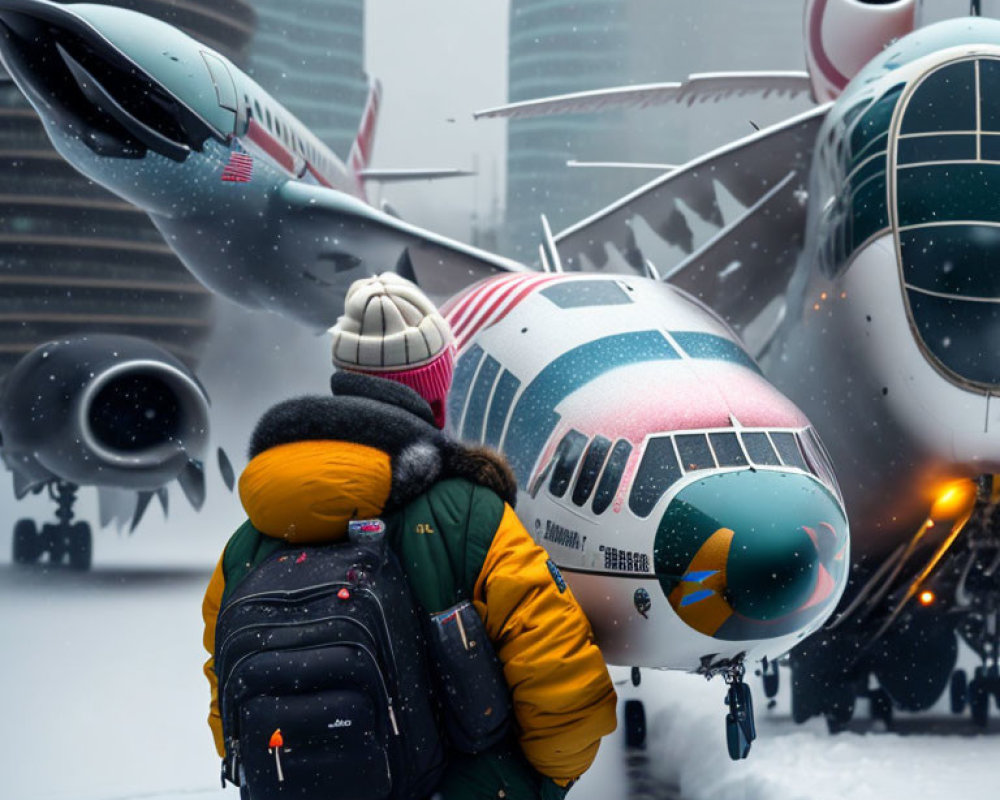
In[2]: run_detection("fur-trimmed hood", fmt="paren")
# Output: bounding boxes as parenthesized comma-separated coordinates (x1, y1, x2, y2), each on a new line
(240, 373, 516, 543)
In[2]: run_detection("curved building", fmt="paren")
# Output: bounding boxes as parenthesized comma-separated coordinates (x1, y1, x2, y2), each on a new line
(0, 0, 256, 378)
(247, 0, 367, 158)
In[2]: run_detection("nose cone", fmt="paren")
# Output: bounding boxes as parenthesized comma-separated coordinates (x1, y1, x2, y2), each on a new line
(654, 470, 849, 642)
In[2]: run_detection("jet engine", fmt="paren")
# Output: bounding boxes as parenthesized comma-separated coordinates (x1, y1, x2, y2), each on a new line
(0, 335, 212, 569)
(0, 334, 209, 494)
(804, 0, 918, 101)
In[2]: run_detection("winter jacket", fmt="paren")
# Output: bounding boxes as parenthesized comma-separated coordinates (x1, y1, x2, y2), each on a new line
(200, 373, 617, 797)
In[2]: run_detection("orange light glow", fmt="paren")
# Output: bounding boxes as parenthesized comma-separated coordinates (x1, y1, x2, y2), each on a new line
(269, 729, 284, 749)
(840, 292, 847, 299)
(820, 292, 828, 300)
(813, 303, 821, 311)
(930, 479, 977, 521)
(919, 590, 935, 606)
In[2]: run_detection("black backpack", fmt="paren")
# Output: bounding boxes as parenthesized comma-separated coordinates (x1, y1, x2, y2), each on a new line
(214, 536, 446, 800)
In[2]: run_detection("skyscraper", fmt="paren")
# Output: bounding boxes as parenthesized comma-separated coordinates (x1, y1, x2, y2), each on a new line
(247, 0, 367, 158)
(504, 1, 809, 260)
(505, 0, 635, 259)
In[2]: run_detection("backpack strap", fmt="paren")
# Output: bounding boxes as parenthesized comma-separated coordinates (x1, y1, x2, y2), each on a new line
(220, 520, 286, 605)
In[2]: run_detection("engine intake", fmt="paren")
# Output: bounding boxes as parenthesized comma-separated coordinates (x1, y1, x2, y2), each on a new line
(0, 335, 209, 493)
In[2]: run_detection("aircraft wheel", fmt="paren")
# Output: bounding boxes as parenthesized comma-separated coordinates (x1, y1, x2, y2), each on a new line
(624, 699, 646, 749)
(869, 688, 893, 728)
(42, 523, 65, 565)
(762, 662, 780, 699)
(67, 522, 92, 571)
(824, 691, 855, 734)
(950, 670, 968, 714)
(12, 519, 40, 564)
(969, 677, 990, 728)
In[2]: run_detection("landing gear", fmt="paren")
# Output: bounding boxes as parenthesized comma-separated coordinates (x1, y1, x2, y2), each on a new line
(11, 482, 91, 570)
(760, 659, 780, 699)
(867, 688, 893, 729)
(950, 669, 968, 714)
(624, 699, 646, 749)
(724, 661, 756, 760)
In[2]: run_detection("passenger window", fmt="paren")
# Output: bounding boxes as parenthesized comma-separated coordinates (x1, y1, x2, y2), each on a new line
(629, 437, 682, 518)
(265, 108, 272, 131)
(709, 432, 747, 467)
(771, 432, 807, 470)
(548, 430, 588, 499)
(572, 436, 611, 507)
(742, 432, 780, 466)
(675, 433, 714, 472)
(592, 439, 632, 515)
(254, 99, 262, 121)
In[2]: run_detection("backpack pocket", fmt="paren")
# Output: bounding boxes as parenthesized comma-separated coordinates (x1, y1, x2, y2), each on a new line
(228, 644, 397, 800)
(427, 601, 511, 754)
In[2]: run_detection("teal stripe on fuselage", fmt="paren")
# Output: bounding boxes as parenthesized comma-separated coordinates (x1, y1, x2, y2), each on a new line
(502, 331, 678, 485)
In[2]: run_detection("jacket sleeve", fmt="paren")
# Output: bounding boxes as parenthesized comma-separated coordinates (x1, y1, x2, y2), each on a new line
(472, 503, 618, 784)
(202, 554, 227, 758)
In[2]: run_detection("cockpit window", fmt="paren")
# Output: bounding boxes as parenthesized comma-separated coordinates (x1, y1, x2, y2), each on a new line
(675, 434, 714, 472)
(900, 60, 974, 135)
(572, 436, 611, 507)
(709, 432, 748, 467)
(771, 432, 808, 471)
(629, 437, 682, 518)
(895, 57, 1000, 387)
(592, 439, 631, 515)
(741, 432, 780, 466)
(540, 280, 633, 309)
(548, 430, 588, 499)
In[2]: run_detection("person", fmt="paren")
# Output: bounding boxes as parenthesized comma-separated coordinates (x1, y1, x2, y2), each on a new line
(201, 274, 617, 800)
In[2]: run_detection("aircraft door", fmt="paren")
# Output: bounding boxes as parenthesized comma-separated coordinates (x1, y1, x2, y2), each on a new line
(200, 51, 238, 133)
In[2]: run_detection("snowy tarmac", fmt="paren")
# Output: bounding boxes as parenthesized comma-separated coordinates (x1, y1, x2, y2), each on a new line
(1, 533, 999, 800)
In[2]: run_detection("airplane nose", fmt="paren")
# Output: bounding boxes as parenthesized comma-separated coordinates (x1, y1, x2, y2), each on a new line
(654, 470, 849, 641)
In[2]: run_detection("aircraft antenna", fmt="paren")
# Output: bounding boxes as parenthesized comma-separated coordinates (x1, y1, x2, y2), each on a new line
(972, 0, 982, 15)
(539, 214, 564, 273)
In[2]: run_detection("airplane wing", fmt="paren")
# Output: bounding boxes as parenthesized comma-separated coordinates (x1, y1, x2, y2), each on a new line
(278, 181, 527, 303)
(358, 168, 475, 182)
(474, 71, 814, 120)
(553, 104, 832, 333)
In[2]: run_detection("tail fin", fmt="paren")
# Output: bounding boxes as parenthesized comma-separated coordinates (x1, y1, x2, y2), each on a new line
(348, 78, 382, 178)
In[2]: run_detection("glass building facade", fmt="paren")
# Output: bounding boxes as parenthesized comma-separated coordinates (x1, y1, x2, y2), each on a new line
(247, 0, 367, 158)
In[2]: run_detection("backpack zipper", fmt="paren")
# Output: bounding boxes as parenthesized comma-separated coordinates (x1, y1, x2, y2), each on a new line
(224, 640, 400, 737)
(216, 614, 375, 677)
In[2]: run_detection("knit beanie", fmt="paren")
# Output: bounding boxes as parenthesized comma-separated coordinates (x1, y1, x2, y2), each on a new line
(330, 273, 454, 429)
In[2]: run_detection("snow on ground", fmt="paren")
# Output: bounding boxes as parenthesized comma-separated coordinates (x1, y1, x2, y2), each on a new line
(2, 540, 999, 800)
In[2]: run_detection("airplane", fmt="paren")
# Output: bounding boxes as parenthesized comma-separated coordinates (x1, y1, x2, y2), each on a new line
(440, 265, 850, 756)
(0, 0, 522, 332)
(474, 0, 1000, 729)
(0, 0, 857, 757)
(0, 334, 223, 569)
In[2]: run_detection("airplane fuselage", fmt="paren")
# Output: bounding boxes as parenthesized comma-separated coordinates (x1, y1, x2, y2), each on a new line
(444, 273, 849, 671)
(767, 19, 1000, 568)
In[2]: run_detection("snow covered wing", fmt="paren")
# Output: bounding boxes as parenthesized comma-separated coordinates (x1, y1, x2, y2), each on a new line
(278, 181, 526, 303)
(554, 104, 831, 332)
(474, 71, 814, 120)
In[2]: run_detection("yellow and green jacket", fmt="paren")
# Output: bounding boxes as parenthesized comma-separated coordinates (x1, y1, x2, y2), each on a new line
(201, 376, 617, 798)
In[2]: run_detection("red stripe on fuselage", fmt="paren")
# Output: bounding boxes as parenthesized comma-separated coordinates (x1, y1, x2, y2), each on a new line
(245, 118, 295, 173)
